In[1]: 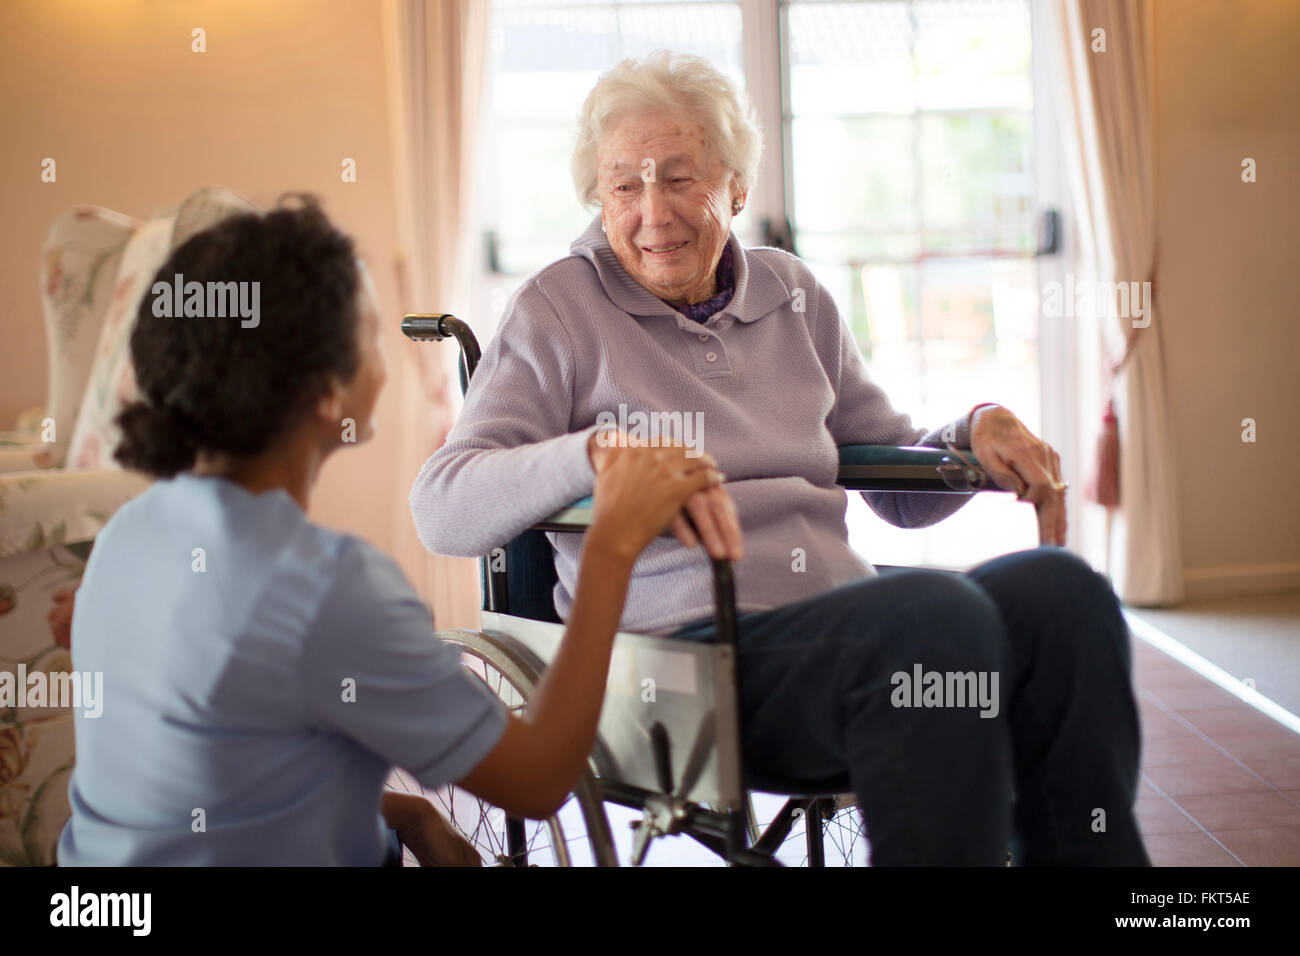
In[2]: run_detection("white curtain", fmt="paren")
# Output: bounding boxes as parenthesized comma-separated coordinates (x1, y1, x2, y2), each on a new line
(1046, 0, 1184, 606)
(382, 0, 490, 628)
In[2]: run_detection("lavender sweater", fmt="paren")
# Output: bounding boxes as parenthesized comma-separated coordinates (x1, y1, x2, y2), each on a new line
(410, 217, 978, 636)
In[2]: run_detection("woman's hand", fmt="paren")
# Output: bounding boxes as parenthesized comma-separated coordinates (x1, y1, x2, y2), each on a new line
(587, 431, 735, 563)
(381, 792, 482, 867)
(969, 405, 1068, 546)
(676, 482, 744, 562)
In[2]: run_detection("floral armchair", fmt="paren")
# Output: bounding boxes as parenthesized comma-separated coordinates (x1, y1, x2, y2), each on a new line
(0, 186, 259, 865)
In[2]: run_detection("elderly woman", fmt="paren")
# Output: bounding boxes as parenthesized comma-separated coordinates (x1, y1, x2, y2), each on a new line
(411, 51, 1148, 866)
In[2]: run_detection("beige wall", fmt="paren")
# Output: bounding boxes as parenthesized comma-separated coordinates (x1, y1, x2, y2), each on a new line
(1154, 0, 1300, 596)
(0, 0, 428, 571)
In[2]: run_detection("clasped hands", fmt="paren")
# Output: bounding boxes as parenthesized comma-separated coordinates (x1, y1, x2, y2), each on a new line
(587, 428, 743, 561)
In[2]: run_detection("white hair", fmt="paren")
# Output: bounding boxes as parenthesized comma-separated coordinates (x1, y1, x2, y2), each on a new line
(572, 50, 763, 209)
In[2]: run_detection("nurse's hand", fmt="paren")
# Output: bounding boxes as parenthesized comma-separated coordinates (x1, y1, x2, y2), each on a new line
(588, 434, 731, 563)
(381, 792, 481, 867)
(588, 428, 742, 561)
(405, 808, 482, 867)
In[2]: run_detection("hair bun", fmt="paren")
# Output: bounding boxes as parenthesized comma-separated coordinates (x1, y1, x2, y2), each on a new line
(114, 399, 200, 478)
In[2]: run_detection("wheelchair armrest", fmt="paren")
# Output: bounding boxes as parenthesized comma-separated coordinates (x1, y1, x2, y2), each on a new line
(534, 497, 596, 532)
(531, 445, 999, 532)
(836, 444, 995, 493)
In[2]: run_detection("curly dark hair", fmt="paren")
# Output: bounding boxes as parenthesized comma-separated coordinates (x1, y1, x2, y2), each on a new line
(114, 194, 362, 478)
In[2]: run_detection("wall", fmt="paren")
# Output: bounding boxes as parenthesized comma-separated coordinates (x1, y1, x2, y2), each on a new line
(1153, 0, 1300, 597)
(0, 0, 432, 578)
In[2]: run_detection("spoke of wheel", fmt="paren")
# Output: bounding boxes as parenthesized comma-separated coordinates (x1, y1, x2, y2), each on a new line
(825, 808, 864, 865)
(414, 646, 610, 867)
(756, 801, 863, 867)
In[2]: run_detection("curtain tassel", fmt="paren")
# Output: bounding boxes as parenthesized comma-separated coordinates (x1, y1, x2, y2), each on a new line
(1084, 395, 1120, 507)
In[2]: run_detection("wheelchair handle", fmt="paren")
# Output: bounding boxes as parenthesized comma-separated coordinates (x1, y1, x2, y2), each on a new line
(402, 314, 481, 396)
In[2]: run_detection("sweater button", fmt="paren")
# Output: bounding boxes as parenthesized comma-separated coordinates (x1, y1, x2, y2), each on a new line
(705, 351, 717, 363)
(698, 333, 709, 341)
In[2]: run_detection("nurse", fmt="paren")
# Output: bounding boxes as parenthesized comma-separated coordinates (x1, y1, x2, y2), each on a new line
(58, 195, 721, 865)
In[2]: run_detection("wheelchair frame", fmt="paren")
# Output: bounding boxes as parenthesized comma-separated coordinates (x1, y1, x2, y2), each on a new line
(404, 313, 1001, 866)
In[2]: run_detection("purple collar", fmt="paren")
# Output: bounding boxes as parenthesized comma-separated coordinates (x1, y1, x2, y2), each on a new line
(663, 245, 735, 323)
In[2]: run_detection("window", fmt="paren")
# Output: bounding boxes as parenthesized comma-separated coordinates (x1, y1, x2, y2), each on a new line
(481, 0, 745, 277)
(474, 0, 1059, 569)
(782, 0, 1043, 567)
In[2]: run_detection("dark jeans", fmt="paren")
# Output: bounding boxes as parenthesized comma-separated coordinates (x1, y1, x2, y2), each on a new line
(669, 546, 1149, 866)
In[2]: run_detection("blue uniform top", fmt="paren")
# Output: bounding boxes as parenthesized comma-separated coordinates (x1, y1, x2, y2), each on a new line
(58, 473, 506, 865)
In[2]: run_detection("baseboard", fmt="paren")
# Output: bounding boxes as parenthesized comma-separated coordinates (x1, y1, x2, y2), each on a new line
(1182, 561, 1300, 601)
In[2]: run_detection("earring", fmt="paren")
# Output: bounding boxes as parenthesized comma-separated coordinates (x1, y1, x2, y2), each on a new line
(731, 199, 743, 215)
(601, 221, 607, 233)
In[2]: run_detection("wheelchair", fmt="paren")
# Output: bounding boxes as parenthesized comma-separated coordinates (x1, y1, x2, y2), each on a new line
(401, 313, 1004, 866)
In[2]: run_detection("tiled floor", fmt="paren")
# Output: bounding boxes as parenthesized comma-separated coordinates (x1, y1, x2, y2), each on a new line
(1130, 634, 1300, 866)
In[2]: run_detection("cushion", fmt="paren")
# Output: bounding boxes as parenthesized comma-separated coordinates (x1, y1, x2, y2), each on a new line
(63, 187, 262, 471)
(63, 220, 173, 471)
(36, 208, 139, 467)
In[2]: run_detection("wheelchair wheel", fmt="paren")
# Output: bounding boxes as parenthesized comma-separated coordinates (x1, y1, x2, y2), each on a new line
(813, 796, 869, 866)
(747, 793, 869, 866)
(423, 629, 618, 867)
